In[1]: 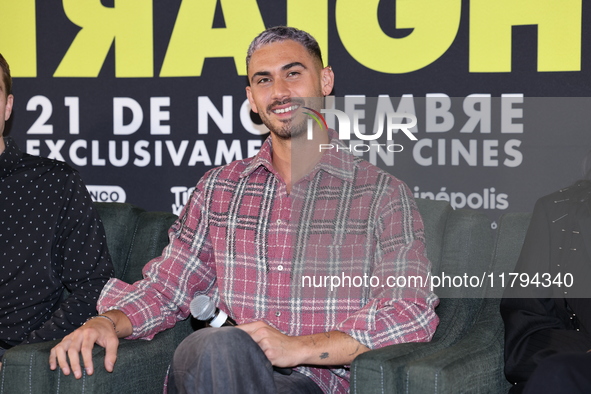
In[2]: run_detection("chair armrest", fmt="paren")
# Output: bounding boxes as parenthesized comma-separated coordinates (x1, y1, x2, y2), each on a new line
(394, 299, 511, 394)
(0, 319, 193, 394)
(350, 297, 482, 393)
(351, 340, 446, 393)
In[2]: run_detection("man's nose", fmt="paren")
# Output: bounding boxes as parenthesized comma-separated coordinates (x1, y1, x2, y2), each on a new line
(271, 78, 290, 102)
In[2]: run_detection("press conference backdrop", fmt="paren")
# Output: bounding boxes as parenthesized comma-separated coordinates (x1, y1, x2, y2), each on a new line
(1, 0, 590, 228)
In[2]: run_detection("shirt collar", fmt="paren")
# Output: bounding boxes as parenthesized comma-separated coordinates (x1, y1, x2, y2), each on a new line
(240, 136, 275, 178)
(0, 137, 24, 179)
(240, 130, 355, 183)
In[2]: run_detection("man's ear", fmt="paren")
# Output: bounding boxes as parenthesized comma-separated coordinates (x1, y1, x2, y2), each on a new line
(5, 94, 13, 120)
(321, 66, 335, 96)
(245, 86, 259, 113)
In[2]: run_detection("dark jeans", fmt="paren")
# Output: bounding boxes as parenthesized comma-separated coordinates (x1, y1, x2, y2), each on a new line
(523, 352, 591, 394)
(168, 327, 323, 394)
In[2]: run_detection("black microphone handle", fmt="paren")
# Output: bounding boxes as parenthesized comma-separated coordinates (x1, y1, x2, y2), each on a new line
(273, 367, 293, 375)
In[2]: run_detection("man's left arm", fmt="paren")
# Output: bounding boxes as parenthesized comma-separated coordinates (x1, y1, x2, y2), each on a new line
(238, 322, 369, 367)
(24, 170, 114, 344)
(240, 182, 439, 366)
(332, 182, 439, 350)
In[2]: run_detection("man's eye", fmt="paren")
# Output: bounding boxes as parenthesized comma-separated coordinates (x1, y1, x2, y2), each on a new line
(257, 78, 270, 84)
(288, 71, 300, 77)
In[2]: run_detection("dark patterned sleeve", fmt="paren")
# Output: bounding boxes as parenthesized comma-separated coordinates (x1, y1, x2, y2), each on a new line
(23, 169, 114, 344)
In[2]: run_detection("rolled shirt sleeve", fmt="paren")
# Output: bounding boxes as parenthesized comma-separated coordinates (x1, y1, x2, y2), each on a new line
(98, 179, 216, 340)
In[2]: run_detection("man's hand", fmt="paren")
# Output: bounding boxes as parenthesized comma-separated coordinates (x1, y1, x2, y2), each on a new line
(237, 321, 302, 367)
(237, 321, 370, 367)
(49, 310, 131, 379)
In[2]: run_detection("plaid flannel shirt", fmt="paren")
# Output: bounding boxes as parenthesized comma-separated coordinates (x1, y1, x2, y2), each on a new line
(98, 132, 439, 393)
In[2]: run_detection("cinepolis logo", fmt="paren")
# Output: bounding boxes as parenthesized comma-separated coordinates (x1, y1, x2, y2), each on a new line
(304, 107, 417, 153)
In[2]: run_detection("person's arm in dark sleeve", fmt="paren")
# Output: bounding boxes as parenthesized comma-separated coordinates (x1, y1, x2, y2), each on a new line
(501, 197, 591, 385)
(24, 170, 114, 344)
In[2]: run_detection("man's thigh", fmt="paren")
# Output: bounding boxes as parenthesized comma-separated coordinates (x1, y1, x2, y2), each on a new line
(170, 327, 321, 393)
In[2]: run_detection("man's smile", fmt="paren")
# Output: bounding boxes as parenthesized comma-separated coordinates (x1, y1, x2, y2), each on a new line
(272, 104, 300, 114)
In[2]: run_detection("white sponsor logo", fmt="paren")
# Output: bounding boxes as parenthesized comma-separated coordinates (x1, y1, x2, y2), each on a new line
(171, 186, 195, 215)
(87, 185, 126, 202)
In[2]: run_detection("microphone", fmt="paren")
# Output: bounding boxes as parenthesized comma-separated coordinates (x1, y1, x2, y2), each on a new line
(190, 294, 236, 327)
(189, 295, 292, 376)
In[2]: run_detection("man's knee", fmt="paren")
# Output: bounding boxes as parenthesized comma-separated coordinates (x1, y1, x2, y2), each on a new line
(170, 327, 277, 394)
(174, 327, 251, 363)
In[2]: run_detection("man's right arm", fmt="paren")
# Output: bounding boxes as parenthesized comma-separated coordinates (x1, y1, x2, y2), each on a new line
(48, 177, 217, 378)
(49, 310, 132, 379)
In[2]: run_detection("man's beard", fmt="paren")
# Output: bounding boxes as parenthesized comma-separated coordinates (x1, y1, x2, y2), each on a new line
(271, 115, 307, 141)
(261, 97, 322, 141)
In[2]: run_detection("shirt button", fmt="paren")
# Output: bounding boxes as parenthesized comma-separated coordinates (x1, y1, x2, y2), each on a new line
(275, 311, 281, 317)
(276, 219, 282, 225)
(277, 265, 284, 271)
